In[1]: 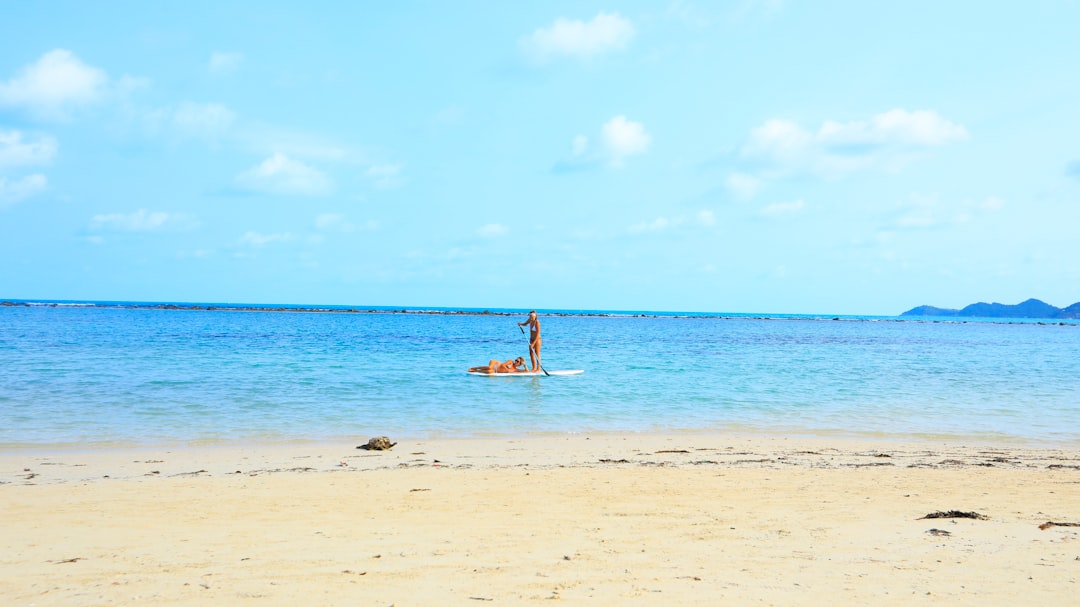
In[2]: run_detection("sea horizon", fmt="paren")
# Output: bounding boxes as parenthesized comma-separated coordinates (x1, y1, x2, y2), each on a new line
(5, 297, 1079, 325)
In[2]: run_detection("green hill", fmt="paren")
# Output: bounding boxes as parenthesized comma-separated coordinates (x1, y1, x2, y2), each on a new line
(901, 298, 1080, 319)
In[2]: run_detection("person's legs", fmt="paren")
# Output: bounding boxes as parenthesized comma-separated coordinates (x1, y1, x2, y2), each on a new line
(529, 338, 542, 371)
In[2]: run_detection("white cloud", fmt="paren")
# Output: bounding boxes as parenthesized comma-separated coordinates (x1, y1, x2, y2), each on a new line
(365, 163, 403, 189)
(238, 231, 295, 247)
(818, 109, 968, 148)
(729, 0, 785, 22)
(744, 119, 813, 161)
(521, 12, 636, 62)
(115, 74, 151, 95)
(235, 153, 333, 196)
(552, 135, 599, 173)
(315, 213, 347, 230)
(761, 199, 805, 218)
(892, 192, 945, 229)
(602, 115, 651, 166)
(477, 223, 508, 237)
(209, 52, 244, 75)
(725, 171, 762, 199)
(572, 135, 589, 157)
(238, 126, 351, 163)
(0, 130, 57, 168)
(315, 213, 379, 232)
(135, 101, 236, 141)
(894, 214, 937, 228)
(555, 120, 647, 171)
(629, 211, 715, 233)
(172, 102, 235, 140)
(432, 106, 465, 126)
(0, 49, 108, 120)
(889, 193, 1003, 230)
(741, 109, 968, 178)
(629, 216, 672, 233)
(89, 209, 198, 231)
(443, 246, 475, 261)
(666, 0, 713, 29)
(0, 174, 47, 205)
(954, 194, 1002, 223)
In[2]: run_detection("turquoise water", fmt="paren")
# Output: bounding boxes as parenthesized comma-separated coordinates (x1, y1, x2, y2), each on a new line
(2, 303, 1079, 447)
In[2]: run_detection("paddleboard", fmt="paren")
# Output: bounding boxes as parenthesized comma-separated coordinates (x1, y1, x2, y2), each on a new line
(468, 369, 584, 377)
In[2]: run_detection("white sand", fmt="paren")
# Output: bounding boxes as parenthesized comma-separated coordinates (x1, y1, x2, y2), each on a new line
(3, 434, 1079, 605)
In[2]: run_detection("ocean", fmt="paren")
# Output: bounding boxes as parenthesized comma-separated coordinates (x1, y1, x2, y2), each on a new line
(2, 301, 1079, 447)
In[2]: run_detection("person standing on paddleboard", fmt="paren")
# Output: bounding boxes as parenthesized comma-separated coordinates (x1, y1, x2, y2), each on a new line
(518, 310, 542, 372)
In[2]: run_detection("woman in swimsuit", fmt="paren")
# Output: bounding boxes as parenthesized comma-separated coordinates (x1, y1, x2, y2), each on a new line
(517, 310, 542, 372)
(469, 357, 527, 374)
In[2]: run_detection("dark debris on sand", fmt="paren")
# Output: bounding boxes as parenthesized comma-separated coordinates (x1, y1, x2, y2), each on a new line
(1039, 521, 1080, 530)
(918, 510, 989, 521)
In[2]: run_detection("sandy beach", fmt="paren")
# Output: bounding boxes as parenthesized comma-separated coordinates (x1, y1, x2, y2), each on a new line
(3, 434, 1078, 606)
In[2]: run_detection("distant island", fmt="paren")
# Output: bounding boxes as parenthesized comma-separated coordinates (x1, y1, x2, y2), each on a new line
(902, 298, 1080, 319)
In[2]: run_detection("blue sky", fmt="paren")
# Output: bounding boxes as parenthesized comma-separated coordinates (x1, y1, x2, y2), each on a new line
(2, 1, 1078, 314)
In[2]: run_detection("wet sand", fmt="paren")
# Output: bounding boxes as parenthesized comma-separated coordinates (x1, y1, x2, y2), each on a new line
(3, 434, 1079, 605)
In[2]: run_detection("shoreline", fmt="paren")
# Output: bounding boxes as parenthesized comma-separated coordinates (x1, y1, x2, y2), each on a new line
(4, 424, 1080, 458)
(6, 432, 1080, 486)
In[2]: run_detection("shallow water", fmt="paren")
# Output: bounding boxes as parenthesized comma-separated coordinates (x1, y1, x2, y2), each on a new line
(2, 304, 1079, 446)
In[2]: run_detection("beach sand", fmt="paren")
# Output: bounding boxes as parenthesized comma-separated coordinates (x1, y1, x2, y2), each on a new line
(3, 434, 1079, 606)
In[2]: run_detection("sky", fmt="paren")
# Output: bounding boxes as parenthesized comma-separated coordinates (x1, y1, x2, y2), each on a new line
(2, 1, 1079, 315)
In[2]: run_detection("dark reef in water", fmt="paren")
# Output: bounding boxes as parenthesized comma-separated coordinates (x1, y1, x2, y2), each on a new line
(4, 298, 1078, 322)
(0, 300, 674, 318)
(902, 298, 1080, 319)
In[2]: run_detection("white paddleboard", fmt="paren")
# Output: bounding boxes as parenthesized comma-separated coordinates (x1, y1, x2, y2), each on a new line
(468, 369, 584, 377)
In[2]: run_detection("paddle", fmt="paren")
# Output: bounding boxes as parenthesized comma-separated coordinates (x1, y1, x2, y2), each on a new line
(519, 324, 550, 376)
